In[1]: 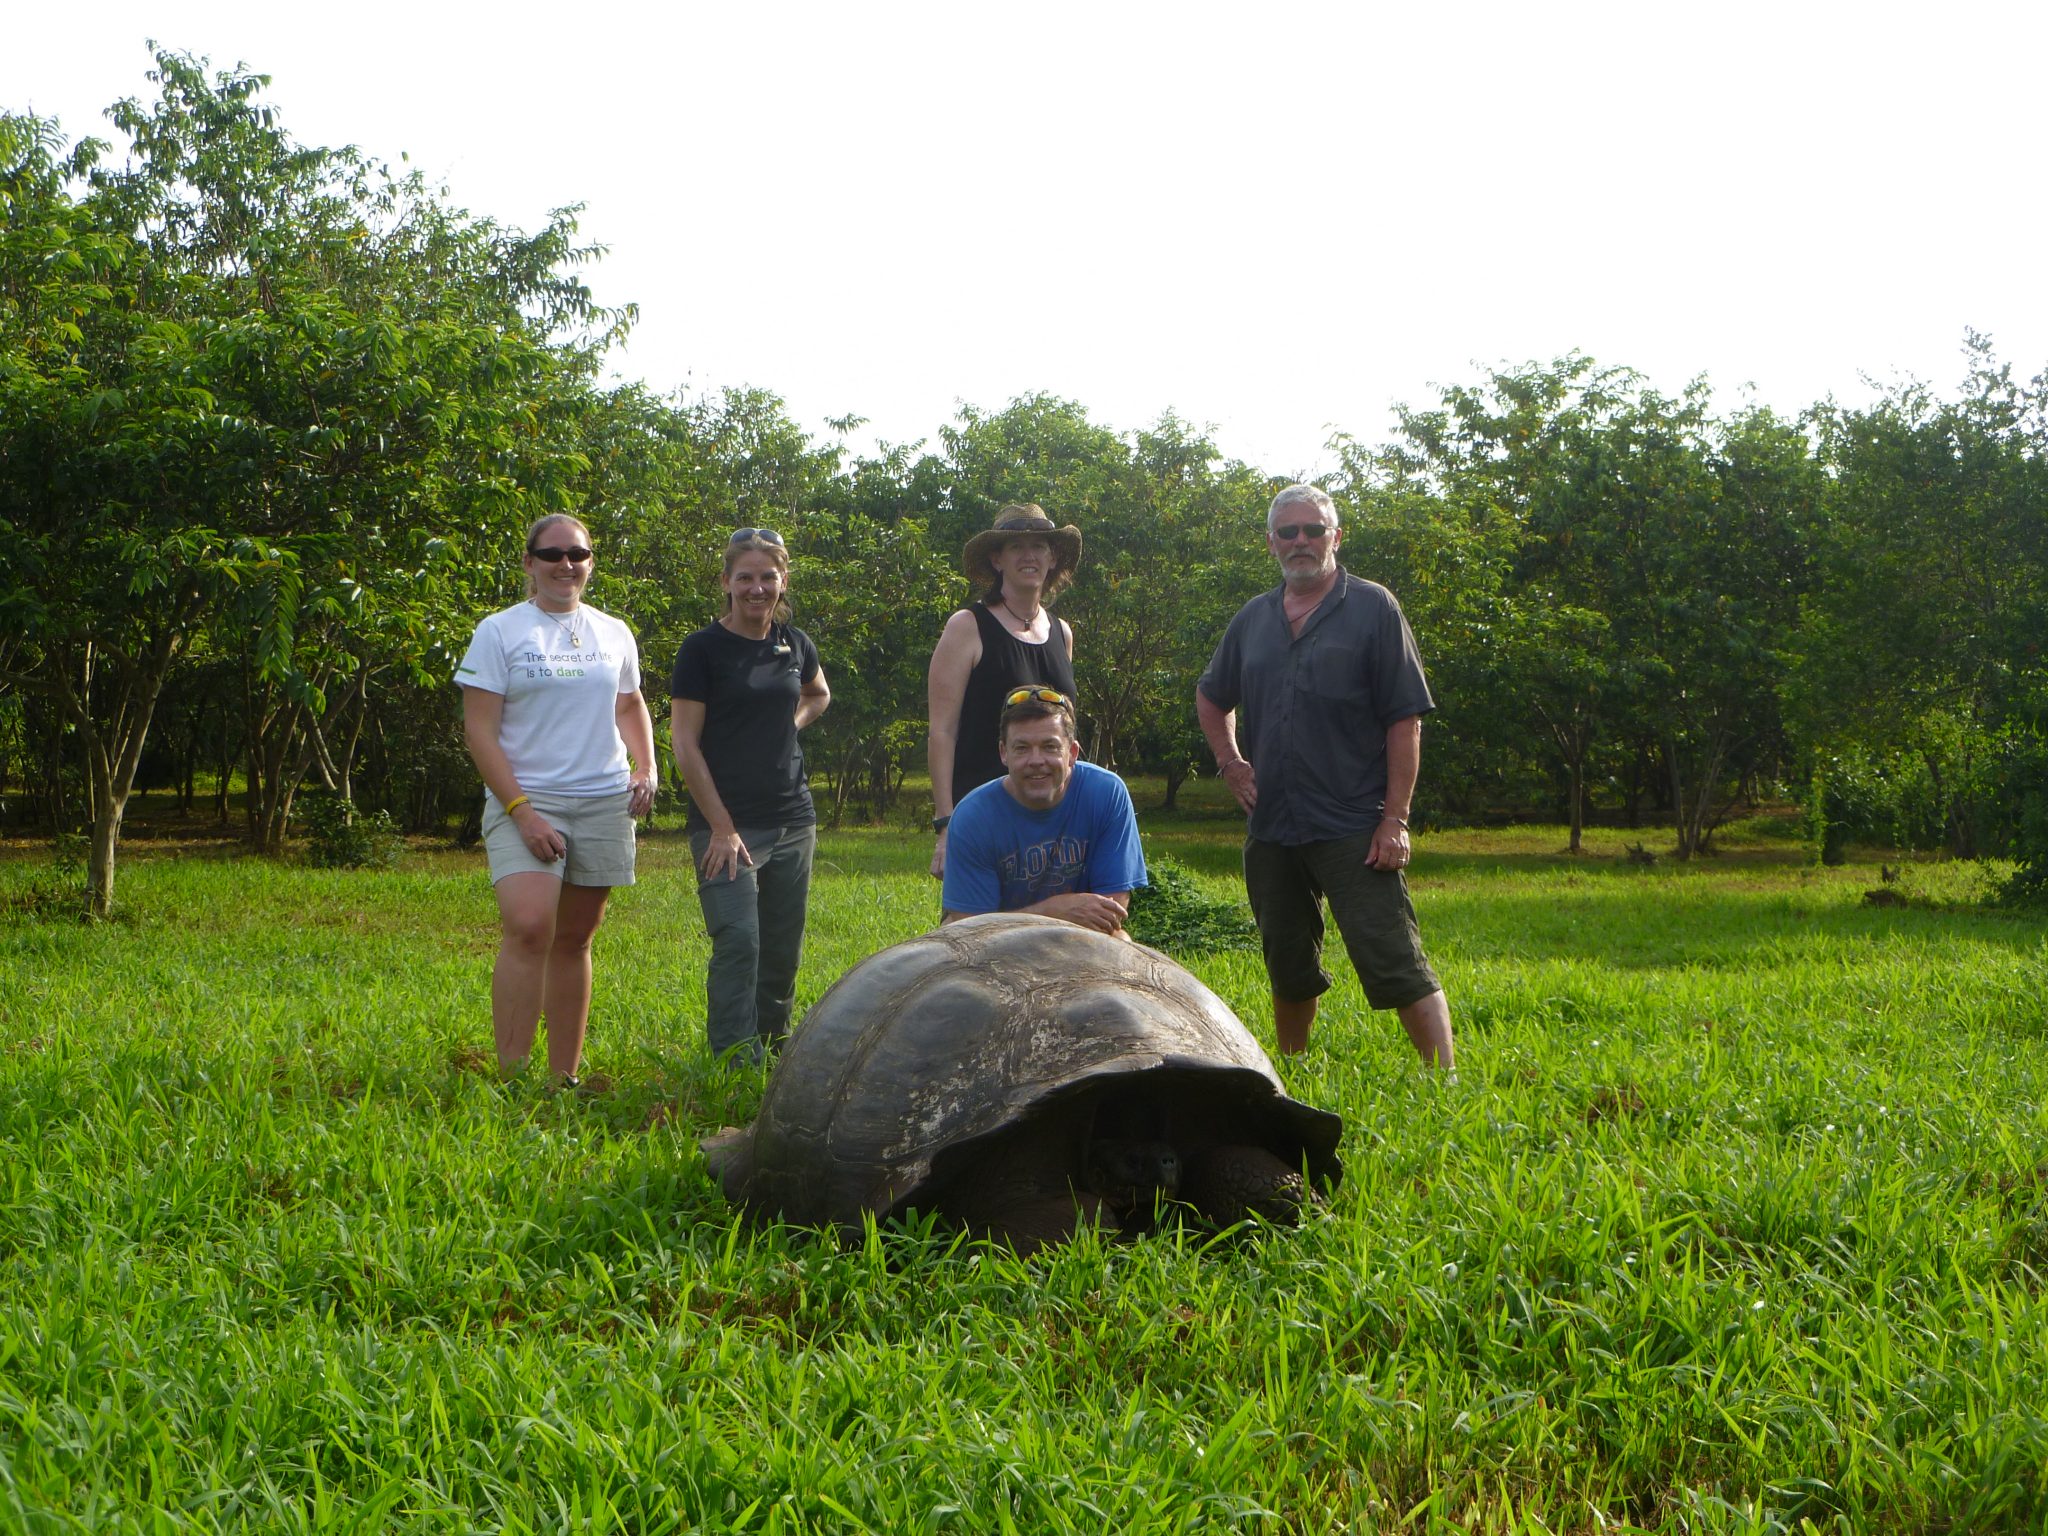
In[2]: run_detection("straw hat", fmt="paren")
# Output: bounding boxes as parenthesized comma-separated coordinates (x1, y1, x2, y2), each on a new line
(961, 504, 1084, 585)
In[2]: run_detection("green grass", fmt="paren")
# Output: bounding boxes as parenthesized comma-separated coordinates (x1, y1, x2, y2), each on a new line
(1, 806, 2046, 1533)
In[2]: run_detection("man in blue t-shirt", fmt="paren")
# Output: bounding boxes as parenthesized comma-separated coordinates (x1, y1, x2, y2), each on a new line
(940, 689, 1148, 936)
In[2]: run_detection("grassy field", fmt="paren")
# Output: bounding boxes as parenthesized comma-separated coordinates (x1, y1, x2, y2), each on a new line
(2, 792, 2046, 1533)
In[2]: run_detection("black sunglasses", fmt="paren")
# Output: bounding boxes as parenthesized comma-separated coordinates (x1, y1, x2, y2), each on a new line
(1272, 523, 1333, 542)
(530, 544, 594, 563)
(729, 527, 785, 547)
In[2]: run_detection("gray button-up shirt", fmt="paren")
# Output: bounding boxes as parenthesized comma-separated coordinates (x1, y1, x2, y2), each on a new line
(1198, 569, 1435, 845)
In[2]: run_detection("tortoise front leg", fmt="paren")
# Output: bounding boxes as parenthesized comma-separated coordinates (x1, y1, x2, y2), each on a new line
(1184, 1145, 1306, 1227)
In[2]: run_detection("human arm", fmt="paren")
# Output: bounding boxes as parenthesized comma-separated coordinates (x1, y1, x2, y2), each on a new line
(1196, 687, 1257, 815)
(926, 609, 982, 878)
(796, 664, 831, 729)
(669, 697, 752, 879)
(1364, 715, 1421, 870)
(460, 686, 565, 861)
(944, 890, 1129, 934)
(616, 689, 658, 817)
(997, 888, 1131, 936)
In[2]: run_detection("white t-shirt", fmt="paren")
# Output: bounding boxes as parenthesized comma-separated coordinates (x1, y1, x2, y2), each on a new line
(454, 601, 643, 797)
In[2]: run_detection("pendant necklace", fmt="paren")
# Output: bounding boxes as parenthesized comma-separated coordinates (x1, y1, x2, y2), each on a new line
(536, 600, 582, 649)
(999, 596, 1043, 636)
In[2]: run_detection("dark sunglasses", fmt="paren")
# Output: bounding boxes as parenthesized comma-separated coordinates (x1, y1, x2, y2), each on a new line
(1272, 522, 1333, 542)
(530, 544, 594, 563)
(729, 527, 785, 547)
(1003, 686, 1072, 709)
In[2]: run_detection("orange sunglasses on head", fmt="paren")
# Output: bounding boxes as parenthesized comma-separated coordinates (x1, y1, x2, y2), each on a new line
(1003, 687, 1070, 709)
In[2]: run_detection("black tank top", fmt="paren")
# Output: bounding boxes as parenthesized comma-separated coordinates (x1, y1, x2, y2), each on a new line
(951, 602, 1077, 801)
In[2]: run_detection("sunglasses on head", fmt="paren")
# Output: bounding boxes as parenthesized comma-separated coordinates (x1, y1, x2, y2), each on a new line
(1003, 686, 1071, 709)
(729, 527, 785, 547)
(530, 544, 594, 563)
(1272, 522, 1333, 542)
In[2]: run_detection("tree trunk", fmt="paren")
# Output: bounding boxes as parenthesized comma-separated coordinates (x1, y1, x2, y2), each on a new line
(1668, 724, 1737, 863)
(1162, 759, 1188, 811)
(213, 705, 239, 825)
(68, 632, 180, 919)
(1666, 737, 1693, 861)
(85, 764, 123, 920)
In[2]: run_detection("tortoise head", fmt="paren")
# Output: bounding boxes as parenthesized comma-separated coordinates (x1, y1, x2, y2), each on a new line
(1083, 1138, 1183, 1211)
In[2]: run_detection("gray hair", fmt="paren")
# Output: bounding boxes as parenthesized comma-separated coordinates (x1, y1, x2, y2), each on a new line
(1267, 483, 1337, 529)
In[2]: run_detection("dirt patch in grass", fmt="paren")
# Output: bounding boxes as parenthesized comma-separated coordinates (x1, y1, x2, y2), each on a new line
(1584, 1085, 1647, 1125)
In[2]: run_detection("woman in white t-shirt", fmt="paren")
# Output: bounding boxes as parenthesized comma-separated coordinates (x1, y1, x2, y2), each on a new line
(455, 514, 658, 1086)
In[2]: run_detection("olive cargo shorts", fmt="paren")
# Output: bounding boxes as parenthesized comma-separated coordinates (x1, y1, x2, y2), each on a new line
(1244, 830, 1441, 1011)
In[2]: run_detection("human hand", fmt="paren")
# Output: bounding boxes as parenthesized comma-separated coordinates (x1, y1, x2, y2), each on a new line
(1041, 892, 1131, 934)
(628, 773, 657, 818)
(1220, 759, 1258, 815)
(698, 829, 754, 881)
(929, 828, 947, 881)
(1365, 817, 1410, 872)
(513, 804, 566, 862)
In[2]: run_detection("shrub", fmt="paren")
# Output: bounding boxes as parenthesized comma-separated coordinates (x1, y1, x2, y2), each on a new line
(1995, 727, 2048, 907)
(296, 792, 405, 870)
(1806, 748, 1902, 864)
(1126, 853, 1257, 954)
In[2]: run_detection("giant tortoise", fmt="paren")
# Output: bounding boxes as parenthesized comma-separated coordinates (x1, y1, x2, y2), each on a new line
(701, 913, 1343, 1251)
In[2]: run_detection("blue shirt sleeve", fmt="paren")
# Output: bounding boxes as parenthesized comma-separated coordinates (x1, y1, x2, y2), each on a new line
(1082, 768, 1148, 894)
(939, 789, 1003, 915)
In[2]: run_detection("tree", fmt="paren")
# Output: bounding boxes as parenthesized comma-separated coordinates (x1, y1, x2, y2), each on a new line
(1363, 359, 1817, 854)
(0, 51, 633, 906)
(0, 106, 220, 914)
(1794, 336, 2048, 862)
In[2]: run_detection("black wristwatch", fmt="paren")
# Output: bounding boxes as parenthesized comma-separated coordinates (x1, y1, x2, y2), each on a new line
(932, 815, 951, 833)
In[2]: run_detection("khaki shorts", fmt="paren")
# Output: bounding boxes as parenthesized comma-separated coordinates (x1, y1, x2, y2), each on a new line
(1244, 831, 1440, 1011)
(482, 790, 637, 887)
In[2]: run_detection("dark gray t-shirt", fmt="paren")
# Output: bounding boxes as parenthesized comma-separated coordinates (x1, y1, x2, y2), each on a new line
(1198, 569, 1435, 845)
(670, 620, 821, 834)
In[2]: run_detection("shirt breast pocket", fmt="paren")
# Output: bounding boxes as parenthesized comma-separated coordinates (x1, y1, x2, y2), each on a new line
(1308, 637, 1365, 701)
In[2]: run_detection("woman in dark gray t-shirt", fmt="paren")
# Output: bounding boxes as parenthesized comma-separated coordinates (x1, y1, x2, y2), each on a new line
(670, 530, 831, 1063)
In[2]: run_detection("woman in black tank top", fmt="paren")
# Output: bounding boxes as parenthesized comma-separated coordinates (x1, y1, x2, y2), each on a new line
(926, 505, 1084, 879)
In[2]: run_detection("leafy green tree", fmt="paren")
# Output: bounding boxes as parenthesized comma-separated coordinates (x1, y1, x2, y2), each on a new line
(97, 53, 625, 852)
(0, 52, 633, 905)
(0, 106, 223, 913)
(1077, 415, 1269, 777)
(1353, 358, 1628, 837)
(800, 492, 954, 823)
(1795, 337, 2048, 861)
(1369, 359, 1816, 855)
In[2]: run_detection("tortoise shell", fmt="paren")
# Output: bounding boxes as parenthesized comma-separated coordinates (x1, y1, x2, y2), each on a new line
(702, 913, 1343, 1237)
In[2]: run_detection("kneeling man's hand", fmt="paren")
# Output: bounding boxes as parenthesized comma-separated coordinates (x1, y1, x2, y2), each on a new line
(1036, 891, 1131, 935)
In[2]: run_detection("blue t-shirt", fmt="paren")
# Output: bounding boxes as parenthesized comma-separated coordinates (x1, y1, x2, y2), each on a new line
(941, 760, 1149, 916)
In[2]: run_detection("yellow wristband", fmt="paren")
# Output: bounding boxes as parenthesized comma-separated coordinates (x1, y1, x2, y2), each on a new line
(503, 794, 530, 815)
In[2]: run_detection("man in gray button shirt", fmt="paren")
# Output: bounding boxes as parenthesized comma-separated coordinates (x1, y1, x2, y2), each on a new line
(1196, 484, 1455, 1068)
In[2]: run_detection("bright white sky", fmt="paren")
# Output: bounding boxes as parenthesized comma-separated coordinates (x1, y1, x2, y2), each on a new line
(10, 1, 2044, 478)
